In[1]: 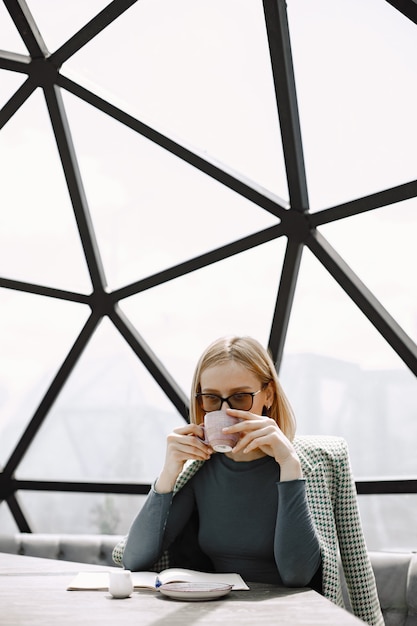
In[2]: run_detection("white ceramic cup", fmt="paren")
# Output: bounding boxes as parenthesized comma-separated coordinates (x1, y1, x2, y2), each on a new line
(109, 570, 133, 598)
(203, 410, 240, 452)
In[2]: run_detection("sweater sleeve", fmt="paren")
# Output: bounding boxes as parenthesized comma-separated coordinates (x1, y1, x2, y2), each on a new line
(274, 479, 322, 587)
(122, 481, 196, 571)
(122, 485, 173, 571)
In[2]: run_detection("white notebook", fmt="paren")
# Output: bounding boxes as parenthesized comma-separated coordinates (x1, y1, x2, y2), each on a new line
(67, 567, 249, 591)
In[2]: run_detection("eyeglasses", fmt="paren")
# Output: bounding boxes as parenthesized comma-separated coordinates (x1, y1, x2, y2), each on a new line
(195, 388, 263, 412)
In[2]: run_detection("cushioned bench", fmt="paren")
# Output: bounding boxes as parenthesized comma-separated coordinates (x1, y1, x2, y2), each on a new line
(0, 533, 124, 567)
(0, 534, 416, 625)
(370, 551, 417, 626)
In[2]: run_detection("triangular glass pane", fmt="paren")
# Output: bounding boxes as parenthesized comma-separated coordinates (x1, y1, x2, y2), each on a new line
(359, 494, 417, 552)
(120, 239, 286, 392)
(279, 247, 417, 478)
(0, 70, 27, 109)
(27, 0, 110, 53)
(0, 87, 91, 293)
(16, 491, 146, 534)
(0, 3, 28, 54)
(17, 317, 185, 484)
(288, 0, 417, 209)
(62, 89, 279, 290)
(62, 0, 288, 198)
(320, 200, 417, 344)
(0, 289, 90, 467)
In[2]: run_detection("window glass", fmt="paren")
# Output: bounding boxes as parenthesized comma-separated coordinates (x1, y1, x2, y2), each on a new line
(279, 247, 417, 478)
(120, 239, 286, 392)
(288, 0, 417, 210)
(27, 0, 110, 52)
(0, 88, 92, 293)
(0, 3, 28, 54)
(1, 0, 416, 550)
(0, 289, 90, 466)
(320, 201, 417, 344)
(62, 0, 288, 198)
(16, 490, 146, 534)
(0, 71, 27, 109)
(359, 494, 417, 552)
(17, 317, 185, 484)
(62, 89, 279, 290)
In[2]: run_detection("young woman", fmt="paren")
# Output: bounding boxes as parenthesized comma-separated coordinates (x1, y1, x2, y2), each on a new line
(114, 336, 383, 626)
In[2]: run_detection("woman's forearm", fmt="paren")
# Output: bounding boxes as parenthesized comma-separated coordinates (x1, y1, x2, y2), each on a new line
(122, 487, 172, 571)
(274, 479, 321, 587)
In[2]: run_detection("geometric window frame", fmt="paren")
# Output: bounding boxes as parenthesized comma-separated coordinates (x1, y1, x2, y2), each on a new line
(1, 0, 416, 532)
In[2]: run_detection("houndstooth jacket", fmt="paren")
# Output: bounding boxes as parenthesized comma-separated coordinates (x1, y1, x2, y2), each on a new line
(113, 435, 384, 626)
(292, 436, 383, 626)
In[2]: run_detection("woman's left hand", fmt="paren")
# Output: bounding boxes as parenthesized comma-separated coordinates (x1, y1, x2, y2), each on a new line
(223, 409, 303, 481)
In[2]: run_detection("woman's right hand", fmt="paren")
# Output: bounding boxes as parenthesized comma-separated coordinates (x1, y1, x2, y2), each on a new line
(154, 423, 212, 493)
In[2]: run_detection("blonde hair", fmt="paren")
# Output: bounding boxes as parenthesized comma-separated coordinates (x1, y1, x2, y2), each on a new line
(190, 336, 296, 441)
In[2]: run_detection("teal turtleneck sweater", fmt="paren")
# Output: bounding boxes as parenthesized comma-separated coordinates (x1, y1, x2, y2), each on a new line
(123, 453, 321, 587)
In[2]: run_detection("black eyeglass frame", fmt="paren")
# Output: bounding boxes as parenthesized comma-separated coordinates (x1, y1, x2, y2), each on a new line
(195, 388, 264, 412)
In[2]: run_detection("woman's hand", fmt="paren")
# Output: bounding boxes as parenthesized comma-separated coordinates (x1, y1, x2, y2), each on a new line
(155, 424, 212, 493)
(223, 409, 302, 481)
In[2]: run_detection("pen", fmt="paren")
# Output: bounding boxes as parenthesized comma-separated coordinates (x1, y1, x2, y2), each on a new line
(155, 576, 162, 588)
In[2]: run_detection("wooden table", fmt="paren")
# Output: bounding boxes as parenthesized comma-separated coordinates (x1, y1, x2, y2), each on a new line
(0, 552, 365, 625)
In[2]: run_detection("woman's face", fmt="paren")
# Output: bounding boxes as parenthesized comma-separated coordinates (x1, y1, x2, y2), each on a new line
(199, 359, 273, 416)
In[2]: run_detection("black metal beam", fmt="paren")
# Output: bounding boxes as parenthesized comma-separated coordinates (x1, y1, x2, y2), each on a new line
(0, 277, 90, 305)
(3, 0, 49, 58)
(356, 478, 417, 495)
(113, 223, 284, 302)
(307, 229, 417, 375)
(6, 477, 417, 497)
(42, 84, 107, 292)
(312, 179, 417, 227)
(3, 313, 101, 477)
(262, 0, 309, 211)
(57, 75, 288, 220)
(385, 0, 417, 25)
(6, 494, 31, 532)
(268, 238, 303, 369)
(0, 77, 35, 130)
(261, 0, 310, 366)
(110, 306, 190, 420)
(51, 0, 138, 67)
(11, 479, 151, 496)
(0, 50, 30, 72)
